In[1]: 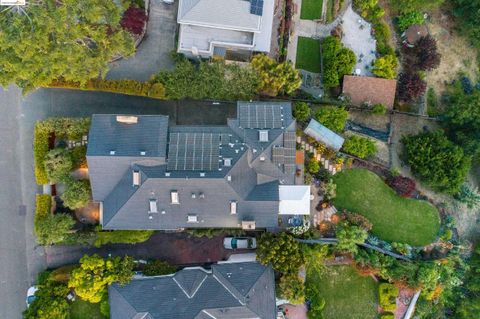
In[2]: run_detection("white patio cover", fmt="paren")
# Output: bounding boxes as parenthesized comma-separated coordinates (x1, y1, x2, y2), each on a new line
(279, 185, 311, 215)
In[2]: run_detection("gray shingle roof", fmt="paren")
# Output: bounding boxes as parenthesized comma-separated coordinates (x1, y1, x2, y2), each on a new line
(87, 102, 296, 230)
(109, 262, 276, 319)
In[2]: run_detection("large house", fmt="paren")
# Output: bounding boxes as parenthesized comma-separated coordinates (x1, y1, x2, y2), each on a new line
(176, 0, 275, 59)
(109, 262, 276, 319)
(86, 102, 310, 231)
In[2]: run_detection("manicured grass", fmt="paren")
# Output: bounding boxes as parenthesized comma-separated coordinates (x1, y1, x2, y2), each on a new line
(307, 265, 378, 319)
(300, 0, 323, 20)
(326, 0, 335, 23)
(70, 299, 105, 319)
(295, 37, 322, 73)
(333, 169, 441, 246)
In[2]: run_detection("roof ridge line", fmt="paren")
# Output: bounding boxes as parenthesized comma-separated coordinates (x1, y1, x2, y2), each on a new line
(212, 271, 246, 306)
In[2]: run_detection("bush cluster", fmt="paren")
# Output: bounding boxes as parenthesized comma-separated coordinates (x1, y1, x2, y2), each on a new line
(142, 260, 177, 276)
(315, 105, 348, 132)
(322, 36, 356, 88)
(342, 135, 377, 159)
(94, 230, 155, 247)
(185, 228, 245, 238)
(379, 283, 399, 312)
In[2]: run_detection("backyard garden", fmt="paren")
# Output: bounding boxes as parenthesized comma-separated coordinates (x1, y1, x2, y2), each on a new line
(306, 265, 378, 319)
(333, 168, 441, 246)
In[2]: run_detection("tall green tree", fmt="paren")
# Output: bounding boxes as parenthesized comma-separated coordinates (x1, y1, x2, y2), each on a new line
(68, 254, 134, 303)
(35, 213, 75, 245)
(0, 0, 135, 92)
(402, 131, 471, 194)
(293, 102, 311, 123)
(322, 36, 356, 88)
(61, 178, 91, 209)
(23, 280, 70, 319)
(335, 222, 368, 254)
(452, 0, 480, 49)
(315, 106, 348, 132)
(372, 54, 398, 79)
(251, 54, 301, 96)
(256, 232, 305, 274)
(44, 148, 73, 183)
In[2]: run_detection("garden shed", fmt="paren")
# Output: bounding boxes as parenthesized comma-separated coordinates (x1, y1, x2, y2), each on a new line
(402, 24, 429, 47)
(304, 119, 345, 151)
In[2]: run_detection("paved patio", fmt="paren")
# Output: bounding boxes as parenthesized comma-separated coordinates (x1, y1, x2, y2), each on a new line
(340, 5, 376, 76)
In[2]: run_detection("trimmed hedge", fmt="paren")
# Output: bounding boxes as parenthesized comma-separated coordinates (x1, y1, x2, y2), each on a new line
(379, 283, 399, 312)
(48, 79, 166, 100)
(33, 124, 51, 185)
(34, 194, 52, 236)
(94, 230, 155, 247)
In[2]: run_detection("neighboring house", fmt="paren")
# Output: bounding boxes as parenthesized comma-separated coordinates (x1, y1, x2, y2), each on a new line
(304, 119, 345, 151)
(177, 0, 275, 59)
(342, 75, 397, 109)
(109, 262, 276, 319)
(87, 102, 310, 231)
(402, 24, 428, 47)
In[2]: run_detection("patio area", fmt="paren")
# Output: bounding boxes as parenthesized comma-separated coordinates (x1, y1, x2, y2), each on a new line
(278, 304, 308, 319)
(340, 5, 376, 76)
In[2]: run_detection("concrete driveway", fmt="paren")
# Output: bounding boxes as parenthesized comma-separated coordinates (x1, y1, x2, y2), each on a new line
(107, 0, 178, 81)
(45, 233, 233, 268)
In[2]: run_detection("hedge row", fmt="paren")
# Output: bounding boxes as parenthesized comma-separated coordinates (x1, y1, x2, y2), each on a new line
(33, 118, 91, 185)
(94, 230, 155, 247)
(379, 283, 399, 313)
(34, 194, 52, 234)
(33, 125, 51, 185)
(48, 79, 166, 100)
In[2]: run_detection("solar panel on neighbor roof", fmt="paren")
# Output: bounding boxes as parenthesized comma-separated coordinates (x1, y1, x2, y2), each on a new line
(239, 104, 283, 129)
(167, 133, 220, 171)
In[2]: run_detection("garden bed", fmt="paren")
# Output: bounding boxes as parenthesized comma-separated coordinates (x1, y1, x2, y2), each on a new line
(333, 168, 441, 246)
(296, 37, 322, 73)
(306, 265, 378, 319)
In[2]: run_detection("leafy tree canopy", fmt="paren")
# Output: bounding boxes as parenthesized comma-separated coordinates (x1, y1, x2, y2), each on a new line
(278, 274, 305, 305)
(402, 131, 471, 194)
(342, 135, 377, 159)
(256, 232, 305, 274)
(322, 36, 356, 88)
(293, 102, 311, 122)
(23, 279, 70, 319)
(452, 0, 480, 49)
(61, 178, 91, 209)
(35, 213, 75, 245)
(0, 0, 135, 92)
(315, 106, 348, 132)
(44, 148, 73, 183)
(251, 54, 301, 96)
(372, 54, 398, 79)
(443, 85, 480, 156)
(335, 222, 368, 254)
(68, 254, 134, 303)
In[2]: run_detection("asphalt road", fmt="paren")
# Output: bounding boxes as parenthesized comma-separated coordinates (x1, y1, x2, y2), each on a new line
(0, 87, 236, 318)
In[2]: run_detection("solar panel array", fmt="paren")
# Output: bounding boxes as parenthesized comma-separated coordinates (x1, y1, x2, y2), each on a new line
(250, 0, 264, 16)
(272, 132, 296, 174)
(272, 147, 284, 165)
(238, 104, 283, 129)
(167, 133, 220, 171)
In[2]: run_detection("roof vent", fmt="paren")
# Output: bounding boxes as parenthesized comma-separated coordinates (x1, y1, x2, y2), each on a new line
(199, 192, 205, 199)
(140, 151, 146, 156)
(165, 172, 171, 177)
(133, 171, 140, 186)
(191, 193, 196, 199)
(260, 156, 265, 161)
(227, 175, 232, 182)
(224, 158, 232, 167)
(200, 172, 206, 177)
(259, 130, 269, 142)
(109, 150, 116, 155)
(116, 116, 138, 124)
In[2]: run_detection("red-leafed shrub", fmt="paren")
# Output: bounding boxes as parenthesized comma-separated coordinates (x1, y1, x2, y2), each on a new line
(397, 72, 427, 102)
(121, 7, 147, 35)
(388, 176, 416, 197)
(415, 35, 441, 71)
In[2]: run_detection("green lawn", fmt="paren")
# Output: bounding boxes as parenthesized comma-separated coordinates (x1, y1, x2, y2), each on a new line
(333, 169, 441, 246)
(295, 37, 322, 73)
(307, 265, 378, 319)
(70, 299, 105, 319)
(300, 0, 323, 20)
